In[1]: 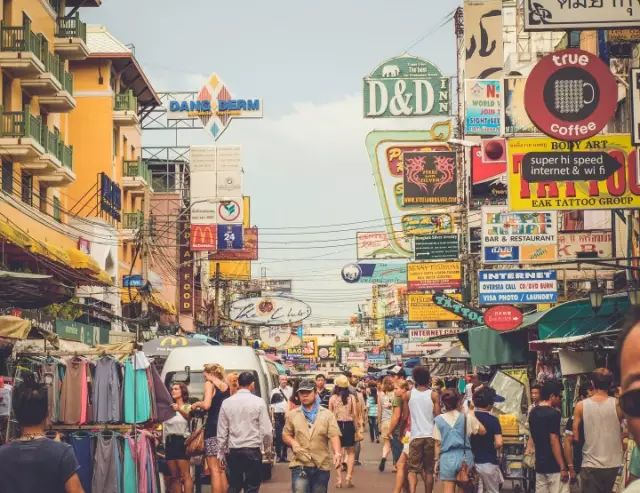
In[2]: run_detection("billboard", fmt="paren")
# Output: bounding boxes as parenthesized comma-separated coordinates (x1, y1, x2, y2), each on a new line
(481, 206, 558, 263)
(414, 234, 459, 261)
(504, 77, 538, 135)
(178, 215, 193, 315)
(478, 270, 558, 305)
(363, 55, 450, 118)
(408, 293, 463, 322)
(471, 145, 507, 202)
(524, 0, 640, 31)
(556, 230, 614, 280)
(356, 231, 409, 260)
(464, 80, 502, 136)
(409, 328, 460, 341)
(210, 227, 258, 260)
(229, 296, 311, 326)
(384, 316, 408, 337)
(407, 262, 462, 291)
(217, 224, 244, 250)
(190, 224, 217, 251)
(464, 0, 503, 79)
(341, 262, 407, 284)
(403, 151, 457, 206)
(508, 135, 640, 210)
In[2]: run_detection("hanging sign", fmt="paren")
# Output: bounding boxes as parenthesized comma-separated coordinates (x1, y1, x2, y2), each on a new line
(432, 292, 485, 325)
(407, 262, 462, 291)
(363, 54, 450, 118)
(464, 80, 503, 136)
(190, 224, 217, 251)
(478, 269, 558, 305)
(384, 316, 408, 337)
(403, 151, 457, 206)
(341, 263, 407, 284)
(414, 234, 459, 261)
(216, 224, 244, 250)
(407, 293, 462, 322)
(524, 49, 618, 141)
(471, 145, 507, 202)
(259, 327, 292, 348)
(409, 328, 460, 342)
(464, 0, 503, 79)
(210, 227, 258, 260)
(521, 152, 622, 182)
(178, 215, 193, 315)
(229, 296, 311, 326)
(483, 305, 524, 332)
(403, 341, 451, 355)
(524, 0, 640, 31)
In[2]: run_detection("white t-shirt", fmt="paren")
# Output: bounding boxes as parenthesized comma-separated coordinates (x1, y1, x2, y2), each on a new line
(270, 385, 293, 414)
(433, 410, 481, 441)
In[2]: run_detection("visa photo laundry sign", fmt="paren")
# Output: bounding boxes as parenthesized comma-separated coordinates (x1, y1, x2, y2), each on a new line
(478, 270, 558, 305)
(508, 135, 640, 210)
(524, 0, 640, 30)
(363, 54, 450, 118)
(464, 80, 502, 136)
(481, 206, 558, 263)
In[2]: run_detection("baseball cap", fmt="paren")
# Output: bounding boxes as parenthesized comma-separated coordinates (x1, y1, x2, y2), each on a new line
(298, 379, 315, 392)
(335, 375, 350, 389)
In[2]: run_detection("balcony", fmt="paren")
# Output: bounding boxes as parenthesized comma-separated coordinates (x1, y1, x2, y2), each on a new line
(122, 159, 151, 193)
(113, 90, 139, 127)
(54, 13, 88, 60)
(0, 23, 46, 76)
(121, 211, 143, 241)
(24, 50, 75, 112)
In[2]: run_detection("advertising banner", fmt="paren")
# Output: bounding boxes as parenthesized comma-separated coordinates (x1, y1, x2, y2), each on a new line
(407, 262, 462, 291)
(471, 145, 507, 202)
(347, 351, 366, 361)
(356, 231, 408, 260)
(403, 151, 457, 206)
(229, 296, 312, 326)
(524, 0, 640, 30)
(504, 77, 538, 135)
(408, 293, 463, 322)
(190, 224, 217, 251)
(210, 227, 258, 260)
(555, 230, 614, 280)
(403, 341, 451, 355)
(363, 55, 450, 118)
(384, 316, 408, 337)
(210, 260, 251, 281)
(478, 270, 558, 305)
(464, 0, 503, 79)
(464, 80, 502, 136)
(409, 328, 460, 342)
(217, 224, 244, 250)
(414, 234, 459, 261)
(342, 262, 407, 284)
(178, 215, 193, 315)
(481, 206, 558, 263)
(508, 135, 640, 211)
(367, 352, 388, 364)
(393, 338, 408, 355)
(318, 346, 337, 360)
(287, 337, 318, 358)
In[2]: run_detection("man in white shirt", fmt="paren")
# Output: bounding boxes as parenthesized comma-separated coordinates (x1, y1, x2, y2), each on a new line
(218, 372, 273, 493)
(270, 375, 293, 462)
(407, 365, 441, 493)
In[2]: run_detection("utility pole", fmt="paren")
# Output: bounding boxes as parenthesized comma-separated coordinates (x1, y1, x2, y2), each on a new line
(141, 183, 151, 314)
(212, 262, 220, 334)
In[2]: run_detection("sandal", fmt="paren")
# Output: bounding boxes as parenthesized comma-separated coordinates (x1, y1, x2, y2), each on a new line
(346, 477, 354, 488)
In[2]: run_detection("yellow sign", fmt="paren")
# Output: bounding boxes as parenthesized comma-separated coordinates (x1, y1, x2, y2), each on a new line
(407, 262, 462, 291)
(508, 135, 639, 211)
(408, 293, 462, 322)
(210, 260, 251, 280)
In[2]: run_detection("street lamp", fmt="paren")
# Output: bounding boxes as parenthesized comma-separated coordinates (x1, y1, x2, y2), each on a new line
(589, 280, 605, 312)
(628, 281, 640, 307)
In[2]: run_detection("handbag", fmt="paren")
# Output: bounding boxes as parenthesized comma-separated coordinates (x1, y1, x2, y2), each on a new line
(455, 413, 479, 493)
(185, 417, 206, 457)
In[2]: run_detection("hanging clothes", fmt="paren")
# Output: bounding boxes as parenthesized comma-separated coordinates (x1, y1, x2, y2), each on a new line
(93, 357, 122, 423)
(43, 361, 63, 423)
(60, 357, 89, 425)
(91, 433, 121, 493)
(149, 363, 174, 423)
(70, 432, 93, 493)
(123, 357, 151, 424)
(136, 431, 158, 493)
(123, 436, 137, 493)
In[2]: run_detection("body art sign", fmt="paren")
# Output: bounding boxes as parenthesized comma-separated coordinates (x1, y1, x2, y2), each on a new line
(403, 151, 457, 206)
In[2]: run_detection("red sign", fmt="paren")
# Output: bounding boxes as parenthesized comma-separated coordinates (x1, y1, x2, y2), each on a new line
(484, 305, 523, 332)
(524, 49, 617, 141)
(190, 224, 217, 251)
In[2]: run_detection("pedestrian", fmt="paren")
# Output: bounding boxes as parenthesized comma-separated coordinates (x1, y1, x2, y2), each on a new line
(572, 368, 624, 493)
(527, 380, 569, 493)
(316, 374, 332, 408)
(164, 383, 193, 493)
(367, 383, 380, 443)
(562, 384, 591, 487)
(282, 379, 343, 493)
(406, 365, 440, 493)
(217, 371, 273, 493)
(529, 383, 542, 415)
(329, 374, 360, 488)
(227, 372, 240, 395)
(617, 309, 640, 493)
(470, 386, 504, 493)
(433, 389, 486, 493)
(389, 379, 410, 474)
(392, 413, 411, 493)
(407, 377, 415, 391)
(191, 363, 230, 493)
(354, 383, 366, 466)
(270, 375, 293, 463)
(378, 376, 397, 472)
(0, 378, 84, 493)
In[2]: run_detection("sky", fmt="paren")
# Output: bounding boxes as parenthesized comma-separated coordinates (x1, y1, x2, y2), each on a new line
(84, 0, 461, 323)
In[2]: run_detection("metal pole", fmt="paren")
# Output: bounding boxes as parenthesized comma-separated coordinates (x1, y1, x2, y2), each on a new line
(213, 262, 220, 333)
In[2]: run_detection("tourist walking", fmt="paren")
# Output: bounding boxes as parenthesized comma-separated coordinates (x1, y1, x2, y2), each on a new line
(316, 374, 332, 408)
(406, 365, 441, 493)
(378, 376, 396, 472)
(217, 371, 273, 493)
(367, 383, 380, 443)
(563, 385, 590, 487)
(354, 383, 366, 466)
(572, 368, 624, 493)
(0, 378, 84, 493)
(433, 389, 485, 493)
(282, 379, 342, 493)
(191, 363, 230, 493)
(389, 380, 410, 474)
(164, 383, 193, 493)
(271, 375, 293, 463)
(470, 386, 504, 493)
(528, 380, 569, 493)
(329, 375, 360, 488)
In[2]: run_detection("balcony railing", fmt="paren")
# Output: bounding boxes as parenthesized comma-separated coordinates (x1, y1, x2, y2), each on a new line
(40, 126, 73, 170)
(123, 159, 151, 183)
(123, 211, 144, 230)
(41, 49, 73, 93)
(55, 13, 86, 43)
(0, 22, 43, 58)
(114, 90, 137, 112)
(0, 105, 42, 141)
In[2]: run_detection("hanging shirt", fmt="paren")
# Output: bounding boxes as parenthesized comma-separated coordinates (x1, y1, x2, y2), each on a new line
(0, 384, 12, 417)
(123, 357, 151, 424)
(93, 357, 121, 423)
(60, 357, 88, 425)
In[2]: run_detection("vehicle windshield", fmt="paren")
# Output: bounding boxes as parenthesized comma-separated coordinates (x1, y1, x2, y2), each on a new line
(165, 370, 261, 400)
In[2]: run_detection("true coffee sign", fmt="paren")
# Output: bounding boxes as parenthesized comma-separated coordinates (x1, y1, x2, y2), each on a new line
(525, 49, 617, 141)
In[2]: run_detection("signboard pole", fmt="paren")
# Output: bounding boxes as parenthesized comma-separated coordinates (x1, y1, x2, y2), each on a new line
(212, 262, 220, 330)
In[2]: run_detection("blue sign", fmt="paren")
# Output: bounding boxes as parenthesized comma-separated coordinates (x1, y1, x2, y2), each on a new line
(367, 352, 388, 364)
(341, 262, 407, 284)
(296, 326, 303, 338)
(385, 317, 408, 337)
(483, 246, 519, 263)
(168, 99, 260, 113)
(217, 224, 244, 250)
(123, 275, 144, 288)
(393, 338, 408, 355)
(478, 269, 558, 305)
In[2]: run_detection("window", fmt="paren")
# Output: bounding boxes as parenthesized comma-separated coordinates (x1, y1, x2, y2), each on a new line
(53, 196, 61, 222)
(1, 160, 12, 194)
(20, 171, 32, 205)
(39, 185, 47, 214)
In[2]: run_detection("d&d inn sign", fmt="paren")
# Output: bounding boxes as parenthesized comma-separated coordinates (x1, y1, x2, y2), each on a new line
(363, 55, 450, 118)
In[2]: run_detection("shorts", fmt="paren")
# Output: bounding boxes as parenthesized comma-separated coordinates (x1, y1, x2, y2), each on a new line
(579, 467, 619, 493)
(338, 421, 356, 448)
(476, 463, 504, 493)
(381, 420, 391, 439)
(165, 435, 187, 461)
(408, 437, 436, 474)
(205, 436, 221, 457)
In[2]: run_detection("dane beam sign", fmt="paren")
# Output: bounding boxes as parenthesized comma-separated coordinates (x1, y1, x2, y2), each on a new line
(508, 135, 640, 210)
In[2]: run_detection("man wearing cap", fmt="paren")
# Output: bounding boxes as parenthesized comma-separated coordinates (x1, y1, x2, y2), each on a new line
(283, 379, 343, 493)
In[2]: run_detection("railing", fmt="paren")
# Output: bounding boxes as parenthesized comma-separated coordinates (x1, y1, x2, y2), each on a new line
(55, 13, 86, 43)
(0, 105, 42, 142)
(123, 212, 144, 230)
(114, 90, 137, 112)
(39, 125, 73, 170)
(60, 144, 73, 170)
(41, 49, 73, 93)
(0, 22, 43, 59)
(123, 159, 151, 183)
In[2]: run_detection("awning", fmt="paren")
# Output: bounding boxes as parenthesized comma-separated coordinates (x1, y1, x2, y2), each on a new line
(0, 270, 74, 308)
(0, 316, 31, 340)
(528, 329, 620, 350)
(459, 326, 530, 367)
(426, 345, 470, 360)
(66, 247, 102, 274)
(120, 289, 177, 315)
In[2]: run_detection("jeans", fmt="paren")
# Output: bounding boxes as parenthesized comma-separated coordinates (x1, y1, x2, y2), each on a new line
(291, 467, 330, 493)
(274, 413, 287, 460)
(227, 447, 263, 493)
(535, 472, 570, 493)
(368, 416, 379, 441)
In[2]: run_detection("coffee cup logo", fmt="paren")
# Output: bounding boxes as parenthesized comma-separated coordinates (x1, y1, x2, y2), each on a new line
(543, 67, 599, 122)
(553, 80, 595, 114)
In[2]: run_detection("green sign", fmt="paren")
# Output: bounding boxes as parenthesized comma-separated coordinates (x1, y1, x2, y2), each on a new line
(363, 55, 450, 118)
(55, 320, 96, 346)
(414, 234, 460, 261)
(433, 293, 484, 325)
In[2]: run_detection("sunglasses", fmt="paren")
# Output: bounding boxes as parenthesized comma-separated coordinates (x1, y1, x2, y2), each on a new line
(620, 388, 640, 417)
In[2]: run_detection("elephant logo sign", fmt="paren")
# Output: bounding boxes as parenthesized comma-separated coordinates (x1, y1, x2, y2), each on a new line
(382, 64, 400, 77)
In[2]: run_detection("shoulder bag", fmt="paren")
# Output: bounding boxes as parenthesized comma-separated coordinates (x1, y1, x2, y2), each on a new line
(455, 412, 479, 493)
(185, 415, 206, 457)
